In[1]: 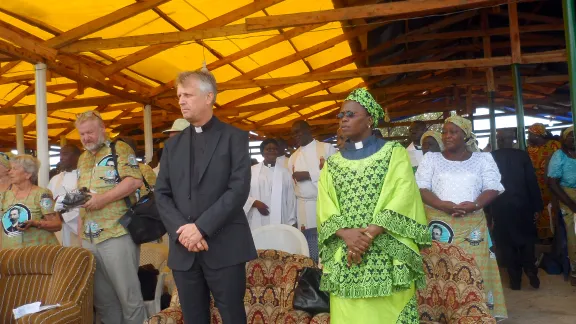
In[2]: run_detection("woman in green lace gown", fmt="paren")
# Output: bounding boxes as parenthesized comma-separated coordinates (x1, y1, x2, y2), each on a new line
(317, 88, 431, 324)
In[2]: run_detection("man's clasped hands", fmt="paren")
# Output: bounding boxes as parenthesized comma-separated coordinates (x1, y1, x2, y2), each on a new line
(176, 223, 209, 252)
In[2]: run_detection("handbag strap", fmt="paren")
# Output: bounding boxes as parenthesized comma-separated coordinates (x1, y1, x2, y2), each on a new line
(110, 141, 133, 209)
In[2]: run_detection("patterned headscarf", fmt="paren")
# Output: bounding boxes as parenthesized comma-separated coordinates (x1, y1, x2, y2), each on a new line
(345, 88, 385, 128)
(562, 126, 574, 140)
(0, 152, 12, 169)
(445, 116, 480, 152)
(528, 123, 547, 137)
(421, 130, 444, 151)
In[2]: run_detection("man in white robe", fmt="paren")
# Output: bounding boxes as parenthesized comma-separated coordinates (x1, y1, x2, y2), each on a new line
(407, 121, 427, 169)
(288, 121, 337, 230)
(275, 138, 291, 169)
(48, 144, 82, 246)
(244, 139, 296, 230)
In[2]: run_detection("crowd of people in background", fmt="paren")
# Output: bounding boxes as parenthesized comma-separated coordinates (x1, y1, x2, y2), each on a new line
(0, 67, 575, 324)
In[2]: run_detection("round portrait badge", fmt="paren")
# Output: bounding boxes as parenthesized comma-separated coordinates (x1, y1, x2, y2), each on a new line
(428, 220, 454, 244)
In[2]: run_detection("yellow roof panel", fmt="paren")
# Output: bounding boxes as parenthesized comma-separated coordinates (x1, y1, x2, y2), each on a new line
(0, 0, 362, 144)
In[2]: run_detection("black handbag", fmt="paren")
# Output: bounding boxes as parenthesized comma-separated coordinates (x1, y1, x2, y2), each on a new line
(292, 267, 330, 315)
(110, 141, 167, 245)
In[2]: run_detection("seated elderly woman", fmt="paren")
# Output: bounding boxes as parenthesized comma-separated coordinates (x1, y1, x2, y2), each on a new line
(1, 155, 61, 249)
(420, 130, 444, 155)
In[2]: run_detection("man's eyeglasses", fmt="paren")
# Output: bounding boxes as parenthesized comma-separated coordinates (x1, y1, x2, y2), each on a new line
(76, 110, 103, 120)
(337, 111, 367, 119)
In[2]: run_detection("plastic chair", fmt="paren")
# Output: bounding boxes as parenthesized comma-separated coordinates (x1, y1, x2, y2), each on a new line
(251, 224, 310, 256)
(140, 243, 169, 318)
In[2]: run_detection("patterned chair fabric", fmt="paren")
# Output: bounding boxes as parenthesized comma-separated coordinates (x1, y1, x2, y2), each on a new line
(146, 249, 322, 324)
(146, 243, 495, 324)
(417, 241, 496, 324)
(0, 245, 95, 324)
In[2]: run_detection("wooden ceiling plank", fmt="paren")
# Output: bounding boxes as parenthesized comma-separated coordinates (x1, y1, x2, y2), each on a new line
(102, 0, 286, 76)
(220, 16, 468, 110)
(508, 1, 522, 63)
(0, 61, 21, 76)
(395, 24, 563, 44)
(245, 0, 507, 31)
(44, 0, 171, 49)
(491, 10, 564, 25)
(0, 95, 130, 115)
(230, 24, 378, 82)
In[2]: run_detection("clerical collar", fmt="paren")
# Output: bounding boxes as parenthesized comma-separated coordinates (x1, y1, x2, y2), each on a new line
(263, 161, 275, 168)
(344, 135, 376, 151)
(192, 116, 215, 133)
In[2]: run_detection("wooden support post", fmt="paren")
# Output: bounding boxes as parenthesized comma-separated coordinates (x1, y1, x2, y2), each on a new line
(35, 63, 49, 186)
(15, 115, 25, 154)
(512, 64, 526, 150)
(563, 0, 576, 147)
(488, 92, 497, 150)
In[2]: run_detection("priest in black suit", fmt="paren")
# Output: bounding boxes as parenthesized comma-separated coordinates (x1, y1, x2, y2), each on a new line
(486, 128, 543, 290)
(156, 68, 257, 324)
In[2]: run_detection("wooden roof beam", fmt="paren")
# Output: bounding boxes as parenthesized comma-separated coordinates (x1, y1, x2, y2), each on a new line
(146, 24, 324, 98)
(245, 0, 508, 31)
(101, 0, 286, 76)
(0, 21, 57, 60)
(217, 51, 567, 90)
(44, 0, 171, 49)
(0, 85, 34, 109)
(59, 24, 251, 53)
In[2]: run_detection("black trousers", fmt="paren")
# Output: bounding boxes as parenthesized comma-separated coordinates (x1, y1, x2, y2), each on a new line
(500, 242, 537, 285)
(173, 257, 247, 324)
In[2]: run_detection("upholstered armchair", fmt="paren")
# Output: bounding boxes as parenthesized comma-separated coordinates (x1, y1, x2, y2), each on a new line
(418, 241, 496, 324)
(146, 249, 327, 324)
(0, 245, 95, 324)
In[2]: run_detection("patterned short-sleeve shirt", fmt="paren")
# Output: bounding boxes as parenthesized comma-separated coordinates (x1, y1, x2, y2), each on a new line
(77, 141, 142, 244)
(1, 187, 59, 249)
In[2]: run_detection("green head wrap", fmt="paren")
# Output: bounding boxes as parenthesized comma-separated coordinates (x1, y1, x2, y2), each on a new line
(345, 88, 384, 128)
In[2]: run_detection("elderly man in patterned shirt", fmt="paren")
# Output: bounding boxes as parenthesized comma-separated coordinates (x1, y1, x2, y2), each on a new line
(75, 110, 146, 324)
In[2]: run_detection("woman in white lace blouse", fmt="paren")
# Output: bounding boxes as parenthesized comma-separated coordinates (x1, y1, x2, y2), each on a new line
(415, 116, 507, 321)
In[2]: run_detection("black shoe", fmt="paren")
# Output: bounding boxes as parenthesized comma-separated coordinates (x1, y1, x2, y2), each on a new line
(528, 274, 540, 289)
(510, 280, 521, 290)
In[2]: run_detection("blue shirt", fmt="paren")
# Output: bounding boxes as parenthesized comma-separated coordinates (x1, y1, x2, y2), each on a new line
(547, 150, 576, 188)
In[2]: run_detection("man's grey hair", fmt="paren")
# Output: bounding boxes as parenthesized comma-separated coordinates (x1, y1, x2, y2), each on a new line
(11, 154, 40, 183)
(176, 68, 218, 105)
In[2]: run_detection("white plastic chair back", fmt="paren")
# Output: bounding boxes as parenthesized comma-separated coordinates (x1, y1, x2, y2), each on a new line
(251, 224, 310, 256)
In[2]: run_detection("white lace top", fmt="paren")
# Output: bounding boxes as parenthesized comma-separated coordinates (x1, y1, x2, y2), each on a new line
(415, 152, 504, 204)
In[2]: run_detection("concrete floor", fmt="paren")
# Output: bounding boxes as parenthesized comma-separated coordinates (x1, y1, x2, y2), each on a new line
(503, 271, 576, 323)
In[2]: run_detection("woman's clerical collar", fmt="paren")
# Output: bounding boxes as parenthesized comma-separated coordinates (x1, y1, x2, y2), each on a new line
(344, 135, 376, 151)
(193, 116, 215, 133)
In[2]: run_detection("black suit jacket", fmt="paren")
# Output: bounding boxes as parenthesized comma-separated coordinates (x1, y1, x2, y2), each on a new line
(155, 118, 257, 271)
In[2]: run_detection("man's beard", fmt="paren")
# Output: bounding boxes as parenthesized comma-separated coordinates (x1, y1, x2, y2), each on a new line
(82, 133, 106, 151)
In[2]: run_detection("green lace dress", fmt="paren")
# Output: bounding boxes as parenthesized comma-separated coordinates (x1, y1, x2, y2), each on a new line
(317, 138, 431, 324)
